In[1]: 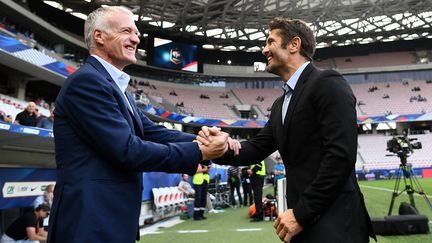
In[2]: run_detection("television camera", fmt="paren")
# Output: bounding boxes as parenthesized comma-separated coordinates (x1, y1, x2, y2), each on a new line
(386, 136, 422, 155)
(385, 135, 431, 215)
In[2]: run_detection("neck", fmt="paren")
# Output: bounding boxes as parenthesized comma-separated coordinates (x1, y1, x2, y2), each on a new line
(281, 58, 308, 82)
(91, 50, 124, 71)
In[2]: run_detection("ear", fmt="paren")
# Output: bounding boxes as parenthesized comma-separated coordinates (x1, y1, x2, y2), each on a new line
(288, 36, 301, 54)
(93, 29, 104, 46)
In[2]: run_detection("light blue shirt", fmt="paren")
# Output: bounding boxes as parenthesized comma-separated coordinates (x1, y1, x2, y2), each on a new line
(92, 55, 133, 112)
(282, 61, 310, 123)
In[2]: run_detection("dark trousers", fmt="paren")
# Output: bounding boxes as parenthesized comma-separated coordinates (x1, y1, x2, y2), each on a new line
(229, 182, 243, 206)
(242, 182, 253, 206)
(251, 175, 264, 219)
(193, 181, 208, 218)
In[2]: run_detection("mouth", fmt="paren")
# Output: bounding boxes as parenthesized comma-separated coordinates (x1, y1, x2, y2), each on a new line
(125, 45, 136, 52)
(267, 56, 272, 63)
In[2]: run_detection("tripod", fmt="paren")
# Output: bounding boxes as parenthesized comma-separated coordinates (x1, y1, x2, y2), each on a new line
(212, 166, 232, 209)
(387, 151, 432, 216)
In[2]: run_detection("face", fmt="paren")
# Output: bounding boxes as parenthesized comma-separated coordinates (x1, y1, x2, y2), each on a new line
(5, 115, 12, 123)
(182, 174, 189, 181)
(36, 210, 50, 219)
(42, 210, 50, 218)
(97, 11, 140, 70)
(262, 29, 291, 77)
(26, 102, 36, 113)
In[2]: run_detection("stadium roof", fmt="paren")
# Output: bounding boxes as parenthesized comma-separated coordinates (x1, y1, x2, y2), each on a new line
(44, 0, 432, 52)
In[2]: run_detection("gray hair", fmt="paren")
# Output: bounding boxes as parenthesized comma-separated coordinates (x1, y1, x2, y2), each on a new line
(84, 6, 134, 51)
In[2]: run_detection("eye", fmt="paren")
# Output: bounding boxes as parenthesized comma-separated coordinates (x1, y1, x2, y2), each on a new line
(121, 29, 131, 34)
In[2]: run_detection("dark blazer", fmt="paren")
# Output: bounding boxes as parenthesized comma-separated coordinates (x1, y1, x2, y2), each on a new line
(215, 64, 375, 242)
(48, 56, 201, 243)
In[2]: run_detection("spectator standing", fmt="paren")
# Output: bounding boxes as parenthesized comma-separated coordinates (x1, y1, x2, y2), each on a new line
(241, 166, 254, 206)
(193, 164, 209, 220)
(14, 102, 37, 127)
(250, 161, 266, 222)
(228, 166, 243, 207)
(273, 158, 285, 197)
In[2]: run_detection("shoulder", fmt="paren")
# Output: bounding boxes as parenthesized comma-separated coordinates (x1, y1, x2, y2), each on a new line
(307, 66, 349, 90)
(62, 63, 112, 95)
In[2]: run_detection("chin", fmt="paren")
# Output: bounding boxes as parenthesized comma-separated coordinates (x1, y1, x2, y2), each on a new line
(266, 66, 274, 74)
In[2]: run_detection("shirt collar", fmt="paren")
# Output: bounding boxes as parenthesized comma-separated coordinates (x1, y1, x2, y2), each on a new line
(284, 61, 310, 91)
(92, 55, 130, 93)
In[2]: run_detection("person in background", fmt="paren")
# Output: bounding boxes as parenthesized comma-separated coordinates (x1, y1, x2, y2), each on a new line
(34, 108, 46, 125)
(228, 165, 243, 207)
(1, 204, 50, 243)
(4, 115, 13, 123)
(33, 184, 55, 208)
(241, 166, 254, 206)
(178, 174, 195, 198)
(193, 164, 209, 220)
(37, 109, 54, 129)
(249, 161, 266, 222)
(14, 102, 37, 127)
(273, 158, 285, 197)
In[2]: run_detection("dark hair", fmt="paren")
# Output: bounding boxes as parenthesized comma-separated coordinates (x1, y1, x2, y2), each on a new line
(35, 203, 50, 212)
(268, 17, 316, 61)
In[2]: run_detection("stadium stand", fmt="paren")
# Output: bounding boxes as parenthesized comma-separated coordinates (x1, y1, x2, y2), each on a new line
(0, 93, 50, 121)
(135, 79, 241, 119)
(352, 80, 431, 116)
(358, 134, 432, 170)
(231, 88, 282, 116)
(334, 52, 415, 69)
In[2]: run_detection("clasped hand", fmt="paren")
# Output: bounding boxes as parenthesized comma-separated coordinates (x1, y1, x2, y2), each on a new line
(195, 126, 241, 160)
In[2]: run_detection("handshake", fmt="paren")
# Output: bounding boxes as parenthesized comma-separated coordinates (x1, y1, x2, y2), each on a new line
(195, 126, 241, 161)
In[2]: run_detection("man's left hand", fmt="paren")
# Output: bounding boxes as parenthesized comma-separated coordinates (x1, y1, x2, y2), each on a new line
(274, 209, 303, 242)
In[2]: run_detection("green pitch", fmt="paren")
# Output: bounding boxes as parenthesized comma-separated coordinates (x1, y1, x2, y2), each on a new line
(138, 180, 432, 243)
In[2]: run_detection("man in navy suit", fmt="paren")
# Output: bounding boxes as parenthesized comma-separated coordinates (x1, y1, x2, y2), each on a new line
(48, 6, 228, 243)
(202, 18, 375, 242)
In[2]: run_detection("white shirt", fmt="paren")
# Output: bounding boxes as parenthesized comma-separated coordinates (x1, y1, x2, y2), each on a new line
(282, 61, 310, 123)
(92, 55, 133, 112)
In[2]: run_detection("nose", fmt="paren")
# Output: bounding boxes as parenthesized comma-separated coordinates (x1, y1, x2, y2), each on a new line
(131, 33, 140, 45)
(262, 45, 269, 56)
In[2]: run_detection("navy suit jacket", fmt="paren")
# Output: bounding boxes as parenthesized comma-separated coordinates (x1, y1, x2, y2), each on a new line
(48, 56, 200, 243)
(215, 64, 375, 242)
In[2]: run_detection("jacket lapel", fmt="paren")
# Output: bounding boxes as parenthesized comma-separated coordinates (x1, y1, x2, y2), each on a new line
(280, 63, 315, 150)
(272, 95, 285, 149)
(86, 56, 140, 135)
(125, 91, 144, 136)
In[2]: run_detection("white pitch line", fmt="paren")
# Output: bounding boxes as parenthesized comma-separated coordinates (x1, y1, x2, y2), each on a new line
(359, 184, 432, 199)
(177, 230, 209, 233)
(141, 231, 164, 235)
(140, 217, 184, 236)
(235, 228, 262, 232)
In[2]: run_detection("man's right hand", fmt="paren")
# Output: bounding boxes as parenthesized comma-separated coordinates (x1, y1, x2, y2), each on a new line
(196, 126, 222, 145)
(198, 132, 229, 160)
(197, 126, 242, 156)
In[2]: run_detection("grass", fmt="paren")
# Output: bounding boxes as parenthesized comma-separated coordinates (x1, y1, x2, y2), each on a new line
(138, 180, 432, 243)
(359, 178, 432, 243)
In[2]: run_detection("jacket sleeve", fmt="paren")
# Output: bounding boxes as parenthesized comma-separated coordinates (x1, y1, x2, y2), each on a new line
(213, 99, 278, 166)
(136, 110, 197, 143)
(60, 72, 200, 175)
(293, 71, 358, 226)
